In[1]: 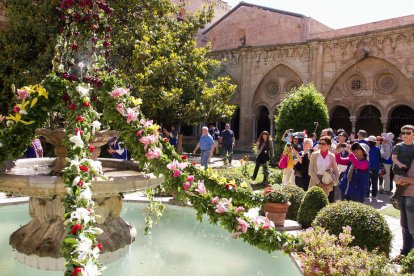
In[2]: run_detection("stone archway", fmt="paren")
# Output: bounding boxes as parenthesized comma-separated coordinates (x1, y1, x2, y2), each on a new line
(356, 105, 382, 135)
(256, 106, 270, 138)
(388, 105, 414, 137)
(330, 106, 352, 134)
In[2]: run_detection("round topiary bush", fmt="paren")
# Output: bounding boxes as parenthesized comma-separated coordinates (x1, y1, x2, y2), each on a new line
(312, 201, 392, 255)
(282, 185, 306, 220)
(297, 186, 328, 229)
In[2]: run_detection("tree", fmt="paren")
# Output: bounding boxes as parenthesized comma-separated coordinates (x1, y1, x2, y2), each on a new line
(0, 0, 236, 126)
(0, 0, 61, 109)
(110, 0, 236, 125)
(274, 83, 329, 143)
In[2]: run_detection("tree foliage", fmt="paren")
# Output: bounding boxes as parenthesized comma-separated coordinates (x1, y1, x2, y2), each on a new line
(0, 0, 61, 109)
(274, 84, 329, 141)
(0, 0, 236, 125)
(110, 0, 236, 125)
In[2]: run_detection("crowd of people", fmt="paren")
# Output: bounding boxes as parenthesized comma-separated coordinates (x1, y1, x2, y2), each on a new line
(276, 124, 414, 258)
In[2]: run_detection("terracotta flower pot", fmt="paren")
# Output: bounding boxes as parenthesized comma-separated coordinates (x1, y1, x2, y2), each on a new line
(263, 202, 291, 226)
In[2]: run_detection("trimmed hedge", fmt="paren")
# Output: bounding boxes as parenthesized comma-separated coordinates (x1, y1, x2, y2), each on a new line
(282, 185, 306, 220)
(297, 186, 328, 229)
(312, 201, 392, 256)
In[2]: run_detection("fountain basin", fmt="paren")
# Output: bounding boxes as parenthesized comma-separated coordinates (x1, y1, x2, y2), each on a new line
(0, 157, 163, 270)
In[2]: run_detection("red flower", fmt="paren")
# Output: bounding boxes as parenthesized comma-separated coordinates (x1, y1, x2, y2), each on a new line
(71, 224, 82, 234)
(191, 162, 197, 166)
(69, 103, 76, 110)
(13, 106, 20, 113)
(62, 93, 70, 102)
(82, 101, 90, 108)
(74, 128, 83, 135)
(76, 115, 84, 122)
(136, 130, 143, 137)
(72, 267, 82, 276)
(71, 43, 78, 51)
(79, 165, 89, 172)
(103, 41, 111, 48)
(163, 137, 169, 142)
(225, 183, 230, 190)
(97, 243, 103, 251)
(88, 145, 95, 152)
(181, 155, 188, 160)
(77, 180, 84, 187)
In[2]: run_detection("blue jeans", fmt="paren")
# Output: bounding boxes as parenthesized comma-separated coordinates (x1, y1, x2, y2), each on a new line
(401, 196, 414, 255)
(200, 150, 210, 169)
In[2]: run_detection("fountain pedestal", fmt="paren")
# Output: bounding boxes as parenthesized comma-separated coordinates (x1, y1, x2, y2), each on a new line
(0, 158, 163, 270)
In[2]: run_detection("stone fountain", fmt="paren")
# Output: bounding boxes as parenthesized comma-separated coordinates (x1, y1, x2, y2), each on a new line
(0, 129, 163, 270)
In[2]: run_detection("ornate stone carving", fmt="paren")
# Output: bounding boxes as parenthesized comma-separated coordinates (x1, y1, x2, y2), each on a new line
(376, 73, 397, 93)
(266, 81, 280, 97)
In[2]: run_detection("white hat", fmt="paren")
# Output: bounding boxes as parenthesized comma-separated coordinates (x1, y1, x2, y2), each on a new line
(366, 135, 377, 143)
(381, 132, 394, 142)
(351, 142, 370, 157)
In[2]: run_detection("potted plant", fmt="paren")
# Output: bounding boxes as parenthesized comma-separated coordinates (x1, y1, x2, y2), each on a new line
(262, 186, 290, 226)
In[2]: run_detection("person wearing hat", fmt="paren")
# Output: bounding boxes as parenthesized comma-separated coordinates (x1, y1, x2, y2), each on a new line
(367, 135, 382, 198)
(336, 142, 370, 203)
(357, 129, 368, 145)
(380, 132, 395, 194)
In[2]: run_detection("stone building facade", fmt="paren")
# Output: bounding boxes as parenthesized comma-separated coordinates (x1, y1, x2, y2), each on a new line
(0, 3, 7, 30)
(204, 2, 414, 147)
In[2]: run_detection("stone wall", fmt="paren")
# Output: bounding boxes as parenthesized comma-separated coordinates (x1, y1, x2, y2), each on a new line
(0, 2, 7, 30)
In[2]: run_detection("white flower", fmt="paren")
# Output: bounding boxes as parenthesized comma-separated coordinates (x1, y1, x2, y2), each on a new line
(70, 207, 91, 224)
(69, 134, 84, 149)
(84, 260, 101, 276)
(76, 84, 91, 98)
(79, 188, 93, 201)
(91, 121, 101, 133)
(19, 110, 28, 115)
(0, 142, 3, 148)
(6, 120, 14, 127)
(72, 176, 81, 186)
(76, 233, 93, 261)
(88, 159, 103, 174)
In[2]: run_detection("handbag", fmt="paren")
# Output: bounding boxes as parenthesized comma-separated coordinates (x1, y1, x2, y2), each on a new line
(379, 163, 386, 176)
(322, 169, 333, 184)
(278, 154, 288, 169)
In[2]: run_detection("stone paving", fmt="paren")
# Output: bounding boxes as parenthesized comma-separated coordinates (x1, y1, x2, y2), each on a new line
(0, 154, 404, 258)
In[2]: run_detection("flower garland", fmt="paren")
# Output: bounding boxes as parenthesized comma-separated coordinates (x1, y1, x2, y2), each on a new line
(0, 2, 299, 276)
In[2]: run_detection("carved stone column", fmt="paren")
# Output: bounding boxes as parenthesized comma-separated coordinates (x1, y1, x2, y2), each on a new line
(350, 116, 357, 133)
(381, 117, 388, 133)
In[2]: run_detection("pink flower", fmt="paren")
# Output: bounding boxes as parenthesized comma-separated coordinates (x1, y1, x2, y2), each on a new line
(17, 89, 29, 100)
(135, 130, 144, 137)
(110, 87, 129, 98)
(116, 103, 124, 115)
(236, 206, 245, 213)
(211, 196, 219, 205)
(126, 108, 138, 123)
(253, 216, 275, 229)
(195, 180, 206, 194)
(173, 170, 182, 178)
(139, 119, 153, 127)
(215, 198, 232, 214)
(167, 160, 180, 171)
(145, 147, 162, 159)
(187, 175, 195, 182)
(178, 162, 188, 170)
(183, 182, 191, 191)
(236, 217, 249, 233)
(139, 135, 157, 150)
(231, 232, 242, 239)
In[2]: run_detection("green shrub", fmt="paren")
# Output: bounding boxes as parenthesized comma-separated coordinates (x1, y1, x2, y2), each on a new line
(297, 186, 328, 228)
(312, 201, 392, 255)
(282, 185, 306, 220)
(402, 248, 414, 274)
(297, 226, 388, 275)
(268, 169, 283, 185)
(274, 84, 329, 154)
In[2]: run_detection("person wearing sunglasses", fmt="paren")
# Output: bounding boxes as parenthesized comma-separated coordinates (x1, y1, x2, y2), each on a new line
(390, 125, 414, 209)
(308, 136, 339, 197)
(394, 125, 414, 257)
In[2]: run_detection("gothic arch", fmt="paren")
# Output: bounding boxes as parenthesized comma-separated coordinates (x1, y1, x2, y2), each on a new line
(329, 105, 352, 134)
(252, 62, 306, 95)
(325, 55, 413, 98)
(355, 105, 382, 135)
